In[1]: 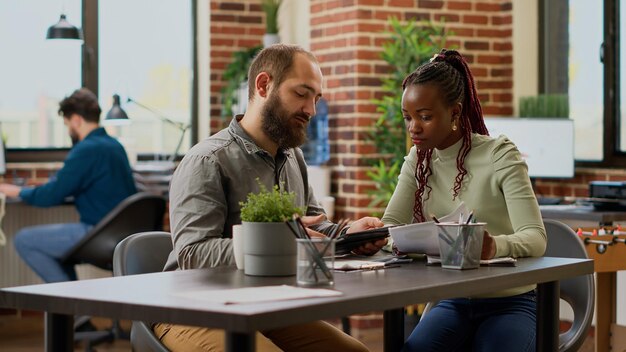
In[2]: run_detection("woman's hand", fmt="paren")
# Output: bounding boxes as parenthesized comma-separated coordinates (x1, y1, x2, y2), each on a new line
(347, 217, 388, 256)
(481, 231, 496, 259)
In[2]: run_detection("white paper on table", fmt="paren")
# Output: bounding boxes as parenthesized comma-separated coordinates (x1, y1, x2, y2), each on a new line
(427, 255, 517, 266)
(333, 259, 386, 271)
(389, 202, 468, 255)
(172, 285, 343, 305)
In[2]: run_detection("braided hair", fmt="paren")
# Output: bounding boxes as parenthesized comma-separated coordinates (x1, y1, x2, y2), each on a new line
(402, 49, 489, 222)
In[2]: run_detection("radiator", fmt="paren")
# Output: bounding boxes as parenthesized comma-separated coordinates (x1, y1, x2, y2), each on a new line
(0, 201, 80, 288)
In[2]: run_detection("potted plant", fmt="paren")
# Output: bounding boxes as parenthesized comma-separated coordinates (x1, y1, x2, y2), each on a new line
(239, 181, 304, 276)
(261, 0, 281, 47)
(519, 94, 569, 118)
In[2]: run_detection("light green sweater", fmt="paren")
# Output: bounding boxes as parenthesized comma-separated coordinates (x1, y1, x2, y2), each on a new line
(382, 133, 546, 298)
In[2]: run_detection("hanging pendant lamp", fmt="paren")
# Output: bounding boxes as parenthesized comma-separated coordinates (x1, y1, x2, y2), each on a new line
(46, 14, 81, 40)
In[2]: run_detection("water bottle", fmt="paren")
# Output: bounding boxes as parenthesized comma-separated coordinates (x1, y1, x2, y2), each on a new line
(302, 98, 330, 165)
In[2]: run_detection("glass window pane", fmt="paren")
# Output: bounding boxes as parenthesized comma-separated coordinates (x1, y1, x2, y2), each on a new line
(0, 1, 82, 148)
(569, 0, 604, 161)
(99, 0, 192, 160)
(620, 2, 626, 153)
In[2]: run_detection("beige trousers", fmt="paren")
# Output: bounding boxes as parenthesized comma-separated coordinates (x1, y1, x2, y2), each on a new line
(153, 320, 369, 352)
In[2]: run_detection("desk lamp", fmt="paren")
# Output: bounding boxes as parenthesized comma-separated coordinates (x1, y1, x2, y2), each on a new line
(104, 94, 190, 162)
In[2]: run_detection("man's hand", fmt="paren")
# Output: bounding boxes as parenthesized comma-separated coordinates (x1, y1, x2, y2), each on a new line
(481, 231, 496, 260)
(0, 183, 21, 198)
(347, 217, 387, 256)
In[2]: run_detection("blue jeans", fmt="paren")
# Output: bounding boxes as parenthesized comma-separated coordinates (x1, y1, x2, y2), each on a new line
(403, 290, 537, 352)
(14, 223, 93, 283)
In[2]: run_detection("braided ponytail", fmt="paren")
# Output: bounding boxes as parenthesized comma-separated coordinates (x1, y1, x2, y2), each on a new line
(404, 49, 488, 222)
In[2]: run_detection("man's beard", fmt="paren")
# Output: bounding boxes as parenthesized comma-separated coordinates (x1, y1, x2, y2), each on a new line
(69, 129, 79, 146)
(261, 92, 309, 149)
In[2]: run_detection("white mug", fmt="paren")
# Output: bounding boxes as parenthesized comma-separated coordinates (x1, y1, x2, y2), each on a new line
(232, 224, 245, 270)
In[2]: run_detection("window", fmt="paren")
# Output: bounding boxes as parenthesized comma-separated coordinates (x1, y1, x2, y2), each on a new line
(99, 0, 192, 159)
(0, 0, 82, 148)
(0, 0, 196, 160)
(542, 0, 626, 167)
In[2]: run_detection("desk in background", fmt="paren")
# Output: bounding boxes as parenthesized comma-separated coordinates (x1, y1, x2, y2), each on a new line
(541, 204, 626, 352)
(0, 257, 592, 352)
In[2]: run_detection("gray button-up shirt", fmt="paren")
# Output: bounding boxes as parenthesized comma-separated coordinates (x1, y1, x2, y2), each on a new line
(164, 116, 334, 271)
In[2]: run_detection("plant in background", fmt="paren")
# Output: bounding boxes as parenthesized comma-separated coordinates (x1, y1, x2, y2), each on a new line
(221, 45, 263, 118)
(239, 180, 305, 222)
(262, 0, 281, 34)
(366, 17, 452, 211)
(519, 94, 569, 118)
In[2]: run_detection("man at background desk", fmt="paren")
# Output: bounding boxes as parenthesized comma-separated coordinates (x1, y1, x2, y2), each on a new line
(0, 88, 136, 283)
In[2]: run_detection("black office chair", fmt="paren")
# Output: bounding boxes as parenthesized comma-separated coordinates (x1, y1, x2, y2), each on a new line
(113, 231, 173, 352)
(61, 192, 167, 351)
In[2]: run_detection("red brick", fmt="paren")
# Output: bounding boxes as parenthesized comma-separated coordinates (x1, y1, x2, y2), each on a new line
(491, 68, 513, 77)
(476, 2, 502, 12)
(359, 0, 384, 5)
(471, 67, 488, 77)
(477, 80, 513, 89)
(492, 15, 513, 25)
(449, 26, 474, 37)
(405, 12, 431, 21)
(238, 15, 262, 24)
(465, 41, 490, 50)
(493, 42, 513, 51)
(463, 15, 489, 25)
(418, 0, 444, 9)
(492, 93, 513, 102)
(435, 13, 460, 22)
(389, 0, 416, 7)
(374, 10, 403, 21)
(219, 2, 244, 11)
(447, 1, 472, 10)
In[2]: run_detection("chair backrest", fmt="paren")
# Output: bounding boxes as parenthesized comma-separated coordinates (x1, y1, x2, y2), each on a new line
(112, 231, 173, 277)
(543, 219, 595, 352)
(61, 192, 167, 271)
(113, 231, 173, 352)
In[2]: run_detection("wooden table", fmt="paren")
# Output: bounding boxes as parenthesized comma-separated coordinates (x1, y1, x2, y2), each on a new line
(0, 257, 592, 352)
(541, 205, 626, 352)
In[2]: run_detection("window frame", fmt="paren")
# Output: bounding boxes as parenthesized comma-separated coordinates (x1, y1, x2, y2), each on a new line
(6, 0, 198, 162)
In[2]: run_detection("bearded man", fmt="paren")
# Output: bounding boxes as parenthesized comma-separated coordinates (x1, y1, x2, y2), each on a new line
(158, 44, 385, 351)
(0, 88, 137, 283)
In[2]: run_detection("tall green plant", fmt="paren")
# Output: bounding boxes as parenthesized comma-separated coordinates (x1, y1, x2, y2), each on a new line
(262, 0, 281, 34)
(367, 17, 452, 211)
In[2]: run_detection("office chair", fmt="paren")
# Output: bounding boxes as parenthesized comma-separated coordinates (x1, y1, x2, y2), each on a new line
(61, 192, 167, 351)
(113, 231, 172, 352)
(420, 219, 594, 352)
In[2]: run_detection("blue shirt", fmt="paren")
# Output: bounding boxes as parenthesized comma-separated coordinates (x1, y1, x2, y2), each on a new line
(20, 127, 137, 225)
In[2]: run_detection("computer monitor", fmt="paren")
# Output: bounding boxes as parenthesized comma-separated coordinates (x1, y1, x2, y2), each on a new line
(483, 117, 575, 178)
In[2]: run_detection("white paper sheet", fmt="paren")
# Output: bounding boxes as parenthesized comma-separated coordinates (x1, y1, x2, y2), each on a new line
(333, 259, 385, 271)
(427, 255, 517, 266)
(173, 285, 342, 305)
(389, 202, 468, 255)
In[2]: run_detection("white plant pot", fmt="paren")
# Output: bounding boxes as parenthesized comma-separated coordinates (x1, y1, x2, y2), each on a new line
(242, 221, 296, 276)
(263, 33, 280, 47)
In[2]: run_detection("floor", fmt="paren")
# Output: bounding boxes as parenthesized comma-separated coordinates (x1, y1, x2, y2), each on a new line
(0, 311, 596, 352)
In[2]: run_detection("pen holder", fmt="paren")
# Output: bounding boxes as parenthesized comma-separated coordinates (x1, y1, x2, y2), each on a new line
(296, 238, 335, 287)
(436, 222, 485, 270)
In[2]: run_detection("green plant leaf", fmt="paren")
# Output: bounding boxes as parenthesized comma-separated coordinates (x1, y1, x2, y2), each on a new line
(239, 179, 305, 222)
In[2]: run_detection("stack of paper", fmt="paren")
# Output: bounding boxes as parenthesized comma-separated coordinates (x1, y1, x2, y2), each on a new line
(173, 285, 342, 305)
(389, 202, 468, 255)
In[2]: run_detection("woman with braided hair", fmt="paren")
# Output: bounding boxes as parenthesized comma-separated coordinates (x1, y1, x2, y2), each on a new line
(381, 49, 546, 351)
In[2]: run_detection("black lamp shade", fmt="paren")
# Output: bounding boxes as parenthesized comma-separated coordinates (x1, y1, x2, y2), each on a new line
(46, 14, 81, 40)
(105, 94, 130, 124)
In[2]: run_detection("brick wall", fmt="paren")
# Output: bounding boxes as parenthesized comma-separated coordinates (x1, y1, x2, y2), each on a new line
(309, 0, 514, 219)
(209, 0, 265, 131)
